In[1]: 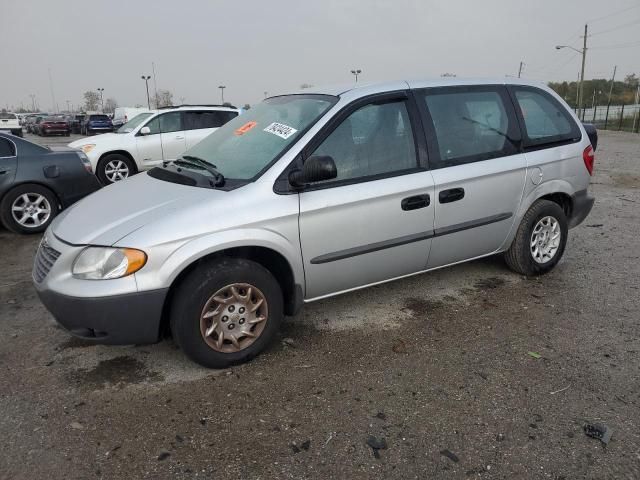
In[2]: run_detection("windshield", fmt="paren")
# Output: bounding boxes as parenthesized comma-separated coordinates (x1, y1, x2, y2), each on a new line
(117, 113, 153, 133)
(90, 115, 110, 121)
(177, 95, 336, 180)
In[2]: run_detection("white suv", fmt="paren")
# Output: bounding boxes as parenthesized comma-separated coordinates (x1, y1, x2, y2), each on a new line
(0, 112, 23, 137)
(69, 105, 240, 184)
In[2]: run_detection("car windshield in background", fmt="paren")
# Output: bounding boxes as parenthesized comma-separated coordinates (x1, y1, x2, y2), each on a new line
(90, 115, 110, 121)
(0, 113, 17, 119)
(176, 95, 336, 180)
(45, 116, 65, 121)
(117, 113, 153, 133)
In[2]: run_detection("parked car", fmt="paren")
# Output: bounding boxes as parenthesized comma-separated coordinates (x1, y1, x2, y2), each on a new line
(37, 116, 71, 137)
(0, 132, 100, 234)
(81, 114, 114, 136)
(34, 79, 595, 368)
(0, 111, 23, 137)
(70, 114, 85, 134)
(68, 105, 240, 184)
(32, 115, 48, 135)
(112, 107, 151, 130)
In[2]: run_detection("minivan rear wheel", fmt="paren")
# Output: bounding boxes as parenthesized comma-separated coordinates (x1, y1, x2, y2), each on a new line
(504, 199, 568, 276)
(170, 258, 283, 368)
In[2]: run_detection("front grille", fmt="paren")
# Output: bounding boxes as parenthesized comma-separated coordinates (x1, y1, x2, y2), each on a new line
(33, 242, 61, 283)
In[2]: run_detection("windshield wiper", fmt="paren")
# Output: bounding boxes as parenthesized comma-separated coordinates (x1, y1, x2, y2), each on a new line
(174, 155, 225, 186)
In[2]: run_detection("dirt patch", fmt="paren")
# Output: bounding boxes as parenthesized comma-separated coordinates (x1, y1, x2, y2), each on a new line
(404, 297, 445, 316)
(70, 356, 163, 389)
(474, 277, 506, 290)
(57, 337, 97, 350)
(611, 174, 640, 189)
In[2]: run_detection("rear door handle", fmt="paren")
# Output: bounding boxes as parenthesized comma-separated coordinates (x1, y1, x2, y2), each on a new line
(401, 194, 430, 211)
(175, 136, 185, 140)
(439, 188, 465, 204)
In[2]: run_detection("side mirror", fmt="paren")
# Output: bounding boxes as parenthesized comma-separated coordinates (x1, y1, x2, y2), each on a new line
(139, 126, 151, 136)
(289, 155, 337, 188)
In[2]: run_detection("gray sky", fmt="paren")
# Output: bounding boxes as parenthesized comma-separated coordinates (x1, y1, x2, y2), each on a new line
(2, 0, 639, 111)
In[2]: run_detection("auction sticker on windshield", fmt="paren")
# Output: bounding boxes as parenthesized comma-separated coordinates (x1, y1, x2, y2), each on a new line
(235, 121, 257, 136)
(263, 122, 298, 139)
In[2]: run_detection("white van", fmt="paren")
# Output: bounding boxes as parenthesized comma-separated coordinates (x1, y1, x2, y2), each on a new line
(68, 105, 240, 184)
(112, 107, 152, 129)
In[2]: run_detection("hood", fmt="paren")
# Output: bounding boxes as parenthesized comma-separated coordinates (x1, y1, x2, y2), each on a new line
(68, 132, 119, 148)
(52, 173, 216, 245)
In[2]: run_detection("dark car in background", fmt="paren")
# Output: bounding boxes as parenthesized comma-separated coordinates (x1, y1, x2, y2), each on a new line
(0, 132, 101, 234)
(37, 116, 71, 137)
(70, 114, 85, 134)
(81, 114, 113, 135)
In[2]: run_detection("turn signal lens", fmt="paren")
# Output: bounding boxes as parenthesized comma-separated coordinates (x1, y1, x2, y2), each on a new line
(123, 248, 147, 276)
(81, 144, 96, 154)
(583, 145, 595, 175)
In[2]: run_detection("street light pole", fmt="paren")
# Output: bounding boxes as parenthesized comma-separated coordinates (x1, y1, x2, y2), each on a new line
(29, 94, 36, 112)
(97, 88, 105, 112)
(556, 23, 588, 120)
(66, 100, 70, 112)
(218, 85, 226, 104)
(350, 69, 362, 83)
(518, 61, 524, 78)
(141, 76, 151, 109)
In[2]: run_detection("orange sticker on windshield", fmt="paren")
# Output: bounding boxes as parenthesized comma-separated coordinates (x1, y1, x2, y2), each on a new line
(234, 121, 257, 136)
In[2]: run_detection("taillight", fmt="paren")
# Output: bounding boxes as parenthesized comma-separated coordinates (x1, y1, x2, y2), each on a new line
(583, 145, 595, 176)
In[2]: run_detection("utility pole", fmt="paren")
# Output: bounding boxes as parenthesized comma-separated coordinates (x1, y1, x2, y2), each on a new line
(218, 85, 226, 104)
(66, 100, 70, 112)
(48, 68, 57, 113)
(29, 94, 36, 112)
(578, 24, 588, 121)
(518, 61, 524, 78)
(152, 62, 158, 107)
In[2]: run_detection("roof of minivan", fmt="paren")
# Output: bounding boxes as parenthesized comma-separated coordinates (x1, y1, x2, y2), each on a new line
(286, 77, 550, 98)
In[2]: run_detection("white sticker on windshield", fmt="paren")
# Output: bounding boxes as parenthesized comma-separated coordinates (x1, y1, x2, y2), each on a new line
(263, 122, 298, 139)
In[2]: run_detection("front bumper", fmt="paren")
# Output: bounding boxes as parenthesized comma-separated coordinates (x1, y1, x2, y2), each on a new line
(36, 287, 168, 344)
(33, 233, 168, 345)
(569, 189, 595, 228)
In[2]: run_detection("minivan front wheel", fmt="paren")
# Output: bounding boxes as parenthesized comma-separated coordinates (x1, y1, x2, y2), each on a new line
(170, 258, 283, 368)
(504, 199, 568, 276)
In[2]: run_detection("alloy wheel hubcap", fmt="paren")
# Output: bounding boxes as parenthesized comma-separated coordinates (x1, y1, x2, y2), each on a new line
(105, 160, 129, 182)
(530, 216, 561, 264)
(11, 193, 51, 227)
(200, 283, 268, 353)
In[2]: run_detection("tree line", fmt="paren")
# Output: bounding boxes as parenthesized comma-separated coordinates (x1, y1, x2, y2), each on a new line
(548, 74, 639, 108)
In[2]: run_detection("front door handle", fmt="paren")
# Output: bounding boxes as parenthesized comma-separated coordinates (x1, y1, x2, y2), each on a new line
(175, 136, 185, 140)
(439, 188, 465, 204)
(401, 194, 430, 211)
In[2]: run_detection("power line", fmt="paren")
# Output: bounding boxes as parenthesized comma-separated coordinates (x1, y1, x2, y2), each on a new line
(590, 18, 640, 36)
(586, 4, 640, 24)
(591, 40, 640, 50)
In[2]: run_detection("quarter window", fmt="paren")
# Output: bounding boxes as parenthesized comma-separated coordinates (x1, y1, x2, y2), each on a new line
(513, 87, 580, 147)
(422, 88, 519, 167)
(310, 99, 418, 182)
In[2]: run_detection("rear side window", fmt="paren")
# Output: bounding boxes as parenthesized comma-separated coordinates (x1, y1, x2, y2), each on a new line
(421, 87, 519, 167)
(0, 138, 16, 157)
(512, 87, 580, 148)
(184, 111, 238, 130)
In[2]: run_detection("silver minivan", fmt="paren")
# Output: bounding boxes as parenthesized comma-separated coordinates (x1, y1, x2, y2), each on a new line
(33, 78, 595, 368)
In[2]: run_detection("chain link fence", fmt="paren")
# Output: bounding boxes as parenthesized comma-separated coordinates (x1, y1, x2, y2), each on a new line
(575, 104, 640, 133)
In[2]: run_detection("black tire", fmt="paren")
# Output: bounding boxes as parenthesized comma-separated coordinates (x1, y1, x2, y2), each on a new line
(96, 153, 136, 185)
(170, 257, 283, 368)
(504, 199, 568, 276)
(0, 184, 59, 234)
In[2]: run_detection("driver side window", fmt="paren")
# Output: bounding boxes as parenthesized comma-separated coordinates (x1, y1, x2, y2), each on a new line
(310, 99, 417, 182)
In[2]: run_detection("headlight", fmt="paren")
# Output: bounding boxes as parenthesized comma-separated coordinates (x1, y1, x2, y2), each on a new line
(72, 247, 147, 280)
(80, 144, 96, 154)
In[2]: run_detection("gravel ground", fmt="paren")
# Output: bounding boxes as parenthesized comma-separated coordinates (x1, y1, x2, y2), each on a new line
(0, 131, 639, 479)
